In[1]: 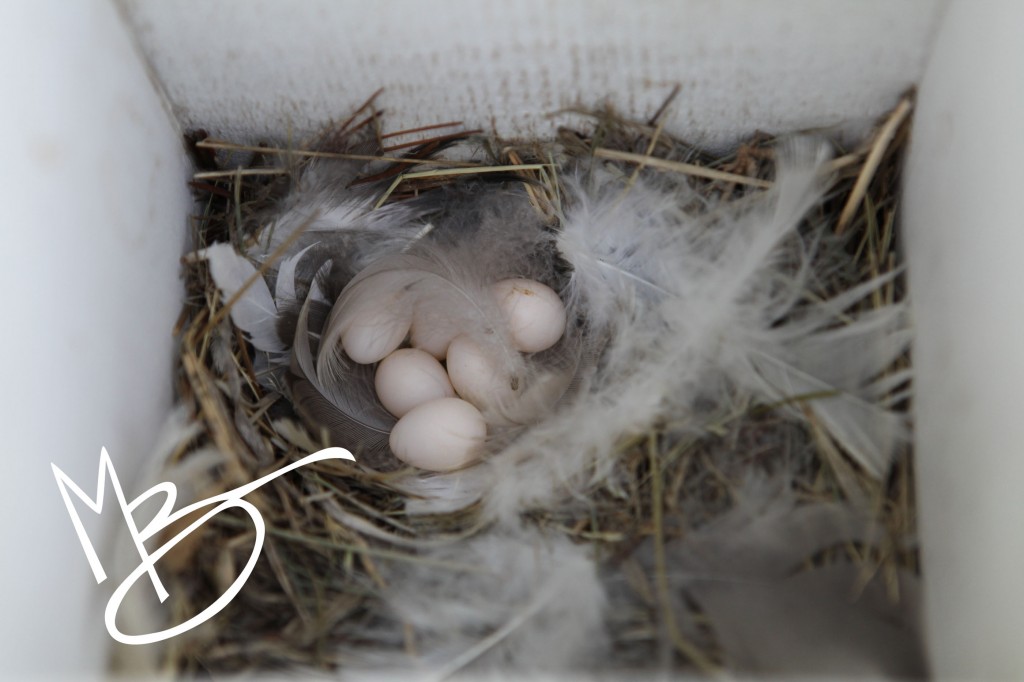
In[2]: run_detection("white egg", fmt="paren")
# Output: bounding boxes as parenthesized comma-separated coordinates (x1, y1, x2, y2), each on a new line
(491, 278, 566, 353)
(445, 334, 520, 411)
(409, 307, 460, 360)
(389, 397, 487, 471)
(341, 301, 412, 364)
(375, 348, 456, 417)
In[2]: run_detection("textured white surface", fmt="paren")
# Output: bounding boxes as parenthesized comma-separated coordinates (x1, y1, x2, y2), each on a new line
(904, 2, 1024, 678)
(119, 0, 942, 150)
(0, 1, 189, 678)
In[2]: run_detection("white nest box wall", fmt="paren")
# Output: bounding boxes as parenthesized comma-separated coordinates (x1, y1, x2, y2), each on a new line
(120, 0, 939, 150)
(5, 0, 1023, 679)
(0, 1, 190, 679)
(904, 2, 1024, 678)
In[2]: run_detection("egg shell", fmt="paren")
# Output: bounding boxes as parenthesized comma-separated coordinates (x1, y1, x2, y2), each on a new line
(375, 348, 456, 417)
(409, 307, 460, 360)
(389, 397, 486, 471)
(445, 334, 520, 411)
(491, 278, 567, 353)
(341, 301, 413, 364)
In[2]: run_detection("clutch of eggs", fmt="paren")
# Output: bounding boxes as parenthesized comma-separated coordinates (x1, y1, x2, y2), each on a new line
(342, 277, 567, 472)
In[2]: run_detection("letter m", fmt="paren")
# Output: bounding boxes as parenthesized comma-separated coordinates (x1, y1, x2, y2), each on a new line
(51, 447, 126, 584)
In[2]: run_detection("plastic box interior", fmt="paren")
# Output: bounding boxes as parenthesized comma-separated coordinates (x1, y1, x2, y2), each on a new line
(4, 1, 1023, 678)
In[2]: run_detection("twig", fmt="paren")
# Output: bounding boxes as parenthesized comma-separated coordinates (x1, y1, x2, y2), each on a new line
(648, 83, 682, 126)
(381, 120, 464, 140)
(193, 168, 289, 180)
(506, 148, 557, 221)
(194, 138, 480, 168)
(803, 407, 868, 507)
(334, 87, 384, 138)
(622, 115, 668, 198)
(836, 95, 913, 235)
(213, 516, 484, 572)
(180, 345, 250, 487)
(373, 164, 548, 209)
(648, 435, 721, 675)
(595, 148, 772, 188)
(382, 129, 482, 152)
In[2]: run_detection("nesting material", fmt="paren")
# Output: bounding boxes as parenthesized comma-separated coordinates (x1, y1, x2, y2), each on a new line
(147, 90, 918, 678)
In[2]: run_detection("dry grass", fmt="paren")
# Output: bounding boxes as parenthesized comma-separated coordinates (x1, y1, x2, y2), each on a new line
(159, 89, 916, 676)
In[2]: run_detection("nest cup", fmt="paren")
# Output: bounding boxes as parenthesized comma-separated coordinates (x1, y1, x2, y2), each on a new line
(7, 1, 1024, 679)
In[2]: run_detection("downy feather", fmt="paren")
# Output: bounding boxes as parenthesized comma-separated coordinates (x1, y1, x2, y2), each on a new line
(338, 526, 607, 676)
(643, 478, 923, 676)
(400, 138, 909, 522)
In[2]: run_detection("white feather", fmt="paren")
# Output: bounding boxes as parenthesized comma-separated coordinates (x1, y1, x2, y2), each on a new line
(650, 479, 923, 675)
(254, 190, 428, 266)
(410, 138, 912, 523)
(692, 566, 922, 676)
(719, 271, 912, 477)
(199, 243, 285, 353)
(553, 168, 692, 331)
(273, 242, 318, 304)
(340, 527, 607, 676)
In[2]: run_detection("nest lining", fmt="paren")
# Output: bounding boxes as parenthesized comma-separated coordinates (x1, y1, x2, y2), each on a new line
(142, 89, 918, 678)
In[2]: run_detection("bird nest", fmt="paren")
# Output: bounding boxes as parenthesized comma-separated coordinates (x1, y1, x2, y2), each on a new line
(130, 89, 919, 678)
